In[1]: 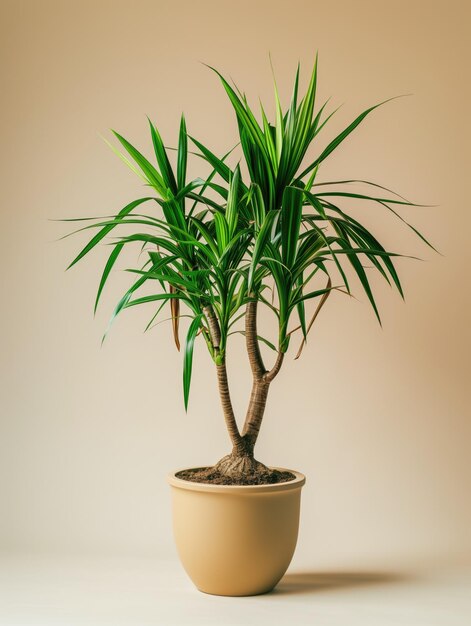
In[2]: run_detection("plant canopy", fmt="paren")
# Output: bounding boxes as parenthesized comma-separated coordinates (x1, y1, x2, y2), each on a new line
(63, 58, 433, 481)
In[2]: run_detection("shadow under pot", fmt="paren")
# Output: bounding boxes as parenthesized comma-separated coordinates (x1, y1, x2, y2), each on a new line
(167, 468, 306, 596)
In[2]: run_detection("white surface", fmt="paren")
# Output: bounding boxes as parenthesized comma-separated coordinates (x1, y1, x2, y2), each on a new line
(0, 555, 469, 626)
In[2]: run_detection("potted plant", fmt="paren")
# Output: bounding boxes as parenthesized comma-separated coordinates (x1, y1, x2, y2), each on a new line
(64, 58, 432, 596)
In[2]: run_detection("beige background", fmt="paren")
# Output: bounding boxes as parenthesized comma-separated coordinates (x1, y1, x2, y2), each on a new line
(0, 0, 469, 572)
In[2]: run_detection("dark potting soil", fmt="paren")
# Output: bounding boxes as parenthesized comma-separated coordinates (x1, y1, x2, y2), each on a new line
(175, 467, 296, 486)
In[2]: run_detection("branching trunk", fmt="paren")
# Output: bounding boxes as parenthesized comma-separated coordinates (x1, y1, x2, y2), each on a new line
(242, 351, 284, 448)
(206, 301, 285, 479)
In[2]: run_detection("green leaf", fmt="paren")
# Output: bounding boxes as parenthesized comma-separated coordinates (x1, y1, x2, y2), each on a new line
(296, 273, 307, 339)
(290, 284, 335, 307)
(189, 217, 219, 262)
(229, 331, 276, 352)
(148, 118, 178, 194)
(315, 190, 419, 207)
(94, 243, 124, 314)
(269, 55, 284, 164)
(190, 136, 234, 184)
(214, 211, 229, 253)
(144, 299, 171, 332)
(281, 186, 303, 267)
(259, 102, 277, 167)
(209, 66, 268, 158)
(124, 292, 185, 308)
(177, 114, 188, 190)
(67, 197, 152, 270)
(298, 96, 407, 179)
(336, 237, 382, 324)
(313, 178, 412, 201)
(226, 165, 240, 237)
(248, 210, 280, 290)
(102, 136, 147, 183)
(183, 315, 203, 410)
(112, 131, 167, 196)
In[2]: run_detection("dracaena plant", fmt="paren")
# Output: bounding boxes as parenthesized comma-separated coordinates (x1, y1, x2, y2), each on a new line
(64, 58, 432, 481)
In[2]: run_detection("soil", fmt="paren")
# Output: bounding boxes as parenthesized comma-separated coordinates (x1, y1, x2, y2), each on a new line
(175, 466, 296, 486)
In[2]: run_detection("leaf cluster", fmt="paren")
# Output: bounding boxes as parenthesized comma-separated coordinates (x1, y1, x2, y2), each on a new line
(64, 58, 433, 407)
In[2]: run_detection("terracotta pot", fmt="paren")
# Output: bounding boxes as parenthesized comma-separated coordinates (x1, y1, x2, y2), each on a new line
(167, 468, 306, 596)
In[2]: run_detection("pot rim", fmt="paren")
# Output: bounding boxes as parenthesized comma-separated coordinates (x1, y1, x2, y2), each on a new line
(167, 467, 306, 494)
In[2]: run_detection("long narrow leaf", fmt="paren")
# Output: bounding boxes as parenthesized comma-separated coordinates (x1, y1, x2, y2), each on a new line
(67, 197, 152, 269)
(183, 315, 203, 410)
(94, 243, 124, 314)
(148, 118, 178, 193)
(298, 96, 407, 179)
(177, 114, 188, 190)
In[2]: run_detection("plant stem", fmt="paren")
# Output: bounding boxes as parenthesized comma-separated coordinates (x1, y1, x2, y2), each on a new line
(203, 305, 244, 454)
(216, 362, 246, 454)
(245, 300, 265, 378)
(241, 300, 284, 450)
(242, 380, 269, 449)
(264, 351, 284, 383)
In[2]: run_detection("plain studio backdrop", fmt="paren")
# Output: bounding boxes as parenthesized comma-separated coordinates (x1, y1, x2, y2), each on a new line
(0, 0, 470, 573)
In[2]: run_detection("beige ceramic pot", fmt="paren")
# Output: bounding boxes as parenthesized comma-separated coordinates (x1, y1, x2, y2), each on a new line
(168, 468, 305, 596)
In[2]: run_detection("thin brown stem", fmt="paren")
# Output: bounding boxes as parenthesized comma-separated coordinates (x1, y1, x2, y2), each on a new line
(245, 300, 265, 379)
(203, 305, 244, 454)
(242, 298, 285, 448)
(216, 361, 245, 454)
(242, 380, 269, 448)
(264, 351, 284, 383)
(241, 349, 284, 446)
(203, 305, 221, 349)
